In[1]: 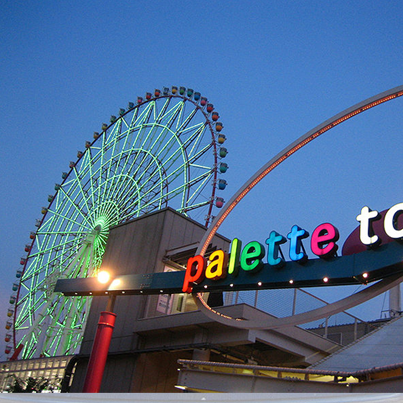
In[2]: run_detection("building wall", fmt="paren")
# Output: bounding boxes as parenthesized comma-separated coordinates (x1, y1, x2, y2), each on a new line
(70, 208, 230, 392)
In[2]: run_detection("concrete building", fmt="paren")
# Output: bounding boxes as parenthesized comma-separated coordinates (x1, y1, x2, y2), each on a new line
(67, 208, 344, 392)
(2, 208, 403, 393)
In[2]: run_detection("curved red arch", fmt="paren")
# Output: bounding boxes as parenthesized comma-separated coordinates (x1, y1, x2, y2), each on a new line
(194, 85, 403, 329)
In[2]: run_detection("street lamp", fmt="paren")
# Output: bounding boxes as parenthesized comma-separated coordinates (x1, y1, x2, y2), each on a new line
(54, 269, 187, 392)
(82, 270, 117, 393)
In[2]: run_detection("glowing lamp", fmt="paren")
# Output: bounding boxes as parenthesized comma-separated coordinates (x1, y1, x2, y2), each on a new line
(97, 271, 111, 284)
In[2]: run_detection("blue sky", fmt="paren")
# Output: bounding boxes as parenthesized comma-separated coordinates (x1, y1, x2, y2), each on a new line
(1, 1, 403, 360)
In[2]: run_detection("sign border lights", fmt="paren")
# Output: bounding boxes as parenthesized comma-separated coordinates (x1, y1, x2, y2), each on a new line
(55, 202, 403, 298)
(182, 202, 403, 294)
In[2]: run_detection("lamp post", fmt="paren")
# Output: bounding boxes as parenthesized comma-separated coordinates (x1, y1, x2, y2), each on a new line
(82, 294, 117, 393)
(81, 271, 116, 393)
(54, 269, 186, 392)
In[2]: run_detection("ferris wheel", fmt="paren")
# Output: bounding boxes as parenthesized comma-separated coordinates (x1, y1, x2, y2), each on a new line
(5, 86, 229, 359)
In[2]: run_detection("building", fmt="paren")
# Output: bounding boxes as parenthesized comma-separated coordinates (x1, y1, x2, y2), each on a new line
(1, 208, 403, 393)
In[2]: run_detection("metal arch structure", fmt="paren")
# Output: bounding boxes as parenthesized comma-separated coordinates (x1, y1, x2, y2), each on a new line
(194, 84, 403, 329)
(8, 87, 228, 359)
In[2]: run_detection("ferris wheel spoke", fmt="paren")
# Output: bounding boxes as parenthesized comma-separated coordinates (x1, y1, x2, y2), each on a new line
(117, 171, 163, 214)
(25, 237, 80, 261)
(154, 97, 172, 123)
(35, 230, 85, 238)
(47, 188, 92, 231)
(156, 100, 186, 134)
(82, 147, 98, 209)
(44, 208, 91, 232)
(69, 168, 94, 214)
(102, 128, 137, 202)
(176, 108, 198, 134)
(108, 150, 162, 205)
(181, 199, 212, 213)
(122, 173, 190, 216)
(125, 155, 188, 205)
(100, 120, 123, 190)
(120, 124, 153, 180)
(133, 101, 154, 128)
(44, 298, 79, 355)
(125, 149, 166, 193)
(186, 170, 214, 203)
(183, 125, 207, 157)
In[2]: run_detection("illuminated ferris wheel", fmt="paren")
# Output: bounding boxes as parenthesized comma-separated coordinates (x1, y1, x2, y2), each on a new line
(5, 86, 229, 359)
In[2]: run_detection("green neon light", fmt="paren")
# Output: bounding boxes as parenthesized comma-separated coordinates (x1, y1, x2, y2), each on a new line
(14, 94, 222, 359)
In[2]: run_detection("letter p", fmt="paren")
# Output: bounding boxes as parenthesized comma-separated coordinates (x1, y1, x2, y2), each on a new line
(182, 255, 206, 293)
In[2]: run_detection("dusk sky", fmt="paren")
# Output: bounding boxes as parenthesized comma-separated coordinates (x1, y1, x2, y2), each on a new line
(1, 1, 403, 360)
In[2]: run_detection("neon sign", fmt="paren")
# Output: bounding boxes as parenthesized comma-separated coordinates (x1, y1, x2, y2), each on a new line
(182, 202, 403, 293)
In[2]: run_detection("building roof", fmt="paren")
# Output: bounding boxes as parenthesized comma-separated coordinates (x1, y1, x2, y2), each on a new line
(311, 314, 403, 371)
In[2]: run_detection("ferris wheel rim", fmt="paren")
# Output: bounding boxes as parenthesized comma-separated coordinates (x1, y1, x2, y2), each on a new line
(10, 88, 226, 358)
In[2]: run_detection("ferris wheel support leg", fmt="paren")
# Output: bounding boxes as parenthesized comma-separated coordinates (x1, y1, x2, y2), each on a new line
(82, 309, 117, 393)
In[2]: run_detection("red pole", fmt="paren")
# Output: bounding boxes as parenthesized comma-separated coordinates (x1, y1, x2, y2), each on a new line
(82, 311, 117, 393)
